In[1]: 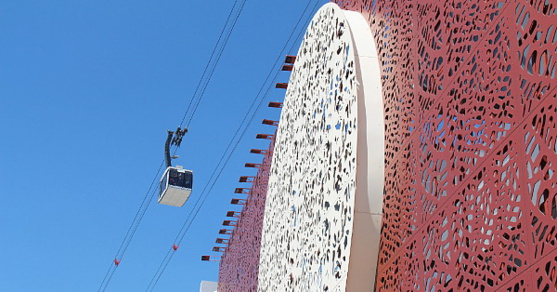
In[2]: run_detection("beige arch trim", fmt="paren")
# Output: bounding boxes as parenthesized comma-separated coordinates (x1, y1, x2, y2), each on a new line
(344, 9, 385, 292)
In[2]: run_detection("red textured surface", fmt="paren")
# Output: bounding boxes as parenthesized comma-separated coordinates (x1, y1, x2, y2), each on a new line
(217, 136, 275, 292)
(335, 0, 557, 291)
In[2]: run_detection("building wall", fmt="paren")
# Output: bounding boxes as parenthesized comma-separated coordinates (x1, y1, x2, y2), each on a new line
(218, 4, 385, 291)
(258, 3, 360, 288)
(217, 138, 276, 292)
(217, 1, 557, 291)
(258, 4, 385, 291)
(335, 0, 557, 291)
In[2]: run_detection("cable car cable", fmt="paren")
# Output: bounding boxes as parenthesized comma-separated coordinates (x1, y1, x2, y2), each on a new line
(97, 261, 116, 292)
(145, 247, 173, 291)
(172, 0, 322, 247)
(100, 265, 118, 292)
(113, 161, 164, 258)
(97, 161, 165, 292)
(97, 0, 247, 290)
(183, 0, 247, 129)
(144, 1, 322, 290)
(179, 0, 245, 128)
(172, 0, 322, 254)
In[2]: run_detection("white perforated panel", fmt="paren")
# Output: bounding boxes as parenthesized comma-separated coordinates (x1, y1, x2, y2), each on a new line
(258, 4, 360, 291)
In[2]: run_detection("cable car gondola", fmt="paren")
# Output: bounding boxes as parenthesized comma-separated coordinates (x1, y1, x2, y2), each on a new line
(158, 128, 193, 207)
(159, 165, 193, 207)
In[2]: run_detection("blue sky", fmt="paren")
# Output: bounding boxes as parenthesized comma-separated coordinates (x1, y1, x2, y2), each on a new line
(0, 1, 326, 291)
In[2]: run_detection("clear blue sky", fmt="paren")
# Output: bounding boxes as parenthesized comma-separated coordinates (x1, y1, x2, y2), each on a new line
(0, 1, 326, 291)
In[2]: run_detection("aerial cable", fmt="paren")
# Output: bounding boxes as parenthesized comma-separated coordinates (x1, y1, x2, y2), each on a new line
(97, 0, 248, 290)
(145, 248, 174, 291)
(112, 162, 164, 258)
(172, 0, 320, 247)
(97, 261, 116, 292)
(183, 0, 248, 128)
(144, 1, 323, 290)
(179, 0, 245, 128)
(97, 161, 165, 292)
(171, 0, 322, 253)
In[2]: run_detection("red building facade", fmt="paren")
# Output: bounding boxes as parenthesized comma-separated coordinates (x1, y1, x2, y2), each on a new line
(217, 1, 557, 291)
(217, 137, 276, 292)
(336, 0, 557, 290)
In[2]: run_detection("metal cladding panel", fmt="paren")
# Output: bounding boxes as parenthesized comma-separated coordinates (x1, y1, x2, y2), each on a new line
(217, 4, 385, 291)
(334, 0, 557, 291)
(258, 4, 364, 291)
(217, 137, 276, 292)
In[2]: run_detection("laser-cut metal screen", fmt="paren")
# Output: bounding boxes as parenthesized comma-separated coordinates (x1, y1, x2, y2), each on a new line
(335, 0, 557, 290)
(217, 138, 275, 292)
(258, 5, 360, 291)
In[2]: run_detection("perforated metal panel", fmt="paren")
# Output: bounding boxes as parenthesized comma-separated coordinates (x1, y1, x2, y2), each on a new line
(217, 138, 275, 292)
(217, 1, 557, 291)
(258, 5, 360, 291)
(334, 0, 557, 291)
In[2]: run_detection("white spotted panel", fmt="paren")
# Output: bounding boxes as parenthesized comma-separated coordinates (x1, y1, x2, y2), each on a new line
(258, 3, 384, 291)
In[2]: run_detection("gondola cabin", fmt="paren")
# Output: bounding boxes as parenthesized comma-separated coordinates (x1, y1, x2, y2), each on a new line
(159, 166, 193, 207)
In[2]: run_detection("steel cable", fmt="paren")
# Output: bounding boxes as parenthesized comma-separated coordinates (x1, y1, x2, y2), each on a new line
(96, 0, 246, 290)
(143, 1, 323, 290)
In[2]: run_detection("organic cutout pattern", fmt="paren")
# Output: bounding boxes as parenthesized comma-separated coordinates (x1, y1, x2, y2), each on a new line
(258, 4, 359, 291)
(218, 138, 276, 292)
(334, 0, 557, 290)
